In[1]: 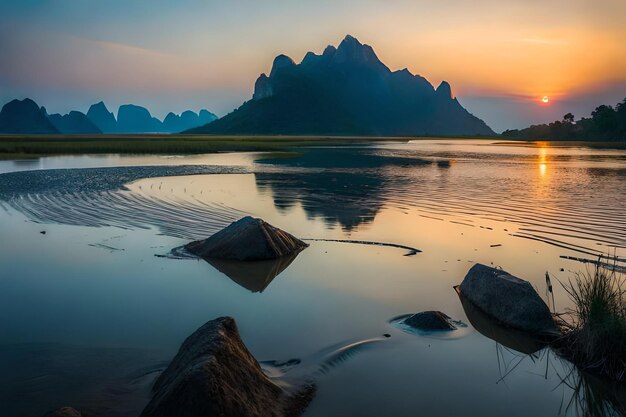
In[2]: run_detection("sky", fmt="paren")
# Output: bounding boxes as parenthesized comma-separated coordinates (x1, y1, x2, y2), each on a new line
(1, 0, 625, 132)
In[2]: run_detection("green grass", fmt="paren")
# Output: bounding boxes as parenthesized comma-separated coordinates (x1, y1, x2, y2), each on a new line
(2, 134, 624, 159)
(557, 258, 626, 381)
(0, 134, 418, 159)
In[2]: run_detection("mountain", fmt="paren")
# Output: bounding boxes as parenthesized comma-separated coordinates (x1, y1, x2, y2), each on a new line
(87, 101, 118, 133)
(162, 109, 218, 133)
(116, 104, 163, 133)
(87, 102, 216, 133)
(188, 35, 494, 136)
(198, 109, 218, 126)
(0, 98, 218, 134)
(0, 98, 59, 134)
(47, 111, 102, 134)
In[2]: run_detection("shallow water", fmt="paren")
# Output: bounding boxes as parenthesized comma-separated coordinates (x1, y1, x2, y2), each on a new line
(0, 140, 624, 416)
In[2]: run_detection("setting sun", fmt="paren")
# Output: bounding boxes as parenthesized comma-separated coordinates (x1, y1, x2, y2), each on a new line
(542, 95, 550, 103)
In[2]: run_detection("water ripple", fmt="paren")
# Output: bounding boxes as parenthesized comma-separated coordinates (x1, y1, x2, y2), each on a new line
(0, 165, 248, 240)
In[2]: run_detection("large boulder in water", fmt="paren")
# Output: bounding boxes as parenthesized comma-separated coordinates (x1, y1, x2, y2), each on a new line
(457, 289, 547, 354)
(457, 264, 558, 336)
(185, 217, 308, 261)
(141, 317, 314, 417)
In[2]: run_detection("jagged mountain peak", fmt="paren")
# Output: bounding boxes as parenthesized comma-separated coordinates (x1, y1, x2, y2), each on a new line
(333, 35, 385, 68)
(200, 35, 494, 136)
(322, 45, 337, 56)
(270, 54, 296, 77)
(87, 101, 117, 133)
(339, 34, 361, 47)
(90, 101, 108, 111)
(436, 81, 453, 99)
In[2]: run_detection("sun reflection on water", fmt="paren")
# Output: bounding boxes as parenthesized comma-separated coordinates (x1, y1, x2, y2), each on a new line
(538, 144, 548, 177)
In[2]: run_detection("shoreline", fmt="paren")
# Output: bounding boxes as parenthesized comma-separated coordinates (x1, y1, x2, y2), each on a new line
(2, 135, 625, 160)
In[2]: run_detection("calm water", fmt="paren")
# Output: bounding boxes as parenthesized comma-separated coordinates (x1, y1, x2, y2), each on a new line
(0, 140, 625, 416)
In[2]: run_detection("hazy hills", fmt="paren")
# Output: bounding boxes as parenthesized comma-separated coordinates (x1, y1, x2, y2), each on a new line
(189, 35, 494, 136)
(46, 109, 101, 134)
(0, 99, 59, 134)
(0, 99, 218, 134)
(87, 101, 118, 133)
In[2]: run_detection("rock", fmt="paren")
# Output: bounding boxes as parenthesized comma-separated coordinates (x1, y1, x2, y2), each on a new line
(458, 264, 558, 336)
(457, 290, 547, 354)
(404, 311, 458, 331)
(43, 407, 82, 417)
(141, 317, 313, 417)
(185, 217, 308, 261)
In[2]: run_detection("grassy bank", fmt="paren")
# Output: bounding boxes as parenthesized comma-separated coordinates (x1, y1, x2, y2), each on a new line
(0, 134, 418, 159)
(2, 134, 624, 160)
(556, 260, 626, 381)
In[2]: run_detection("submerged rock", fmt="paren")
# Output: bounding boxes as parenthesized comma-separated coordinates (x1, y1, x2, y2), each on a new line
(43, 408, 82, 417)
(185, 216, 308, 261)
(458, 264, 558, 336)
(404, 311, 458, 331)
(141, 317, 314, 417)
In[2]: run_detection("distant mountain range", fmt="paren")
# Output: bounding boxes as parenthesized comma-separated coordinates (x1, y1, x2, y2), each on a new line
(188, 35, 494, 136)
(0, 99, 218, 134)
(46, 109, 101, 134)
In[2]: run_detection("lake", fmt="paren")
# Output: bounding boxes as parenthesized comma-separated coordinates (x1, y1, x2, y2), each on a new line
(1, 139, 625, 416)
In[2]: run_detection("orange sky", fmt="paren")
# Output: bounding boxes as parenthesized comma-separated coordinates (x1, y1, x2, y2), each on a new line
(1, 0, 625, 130)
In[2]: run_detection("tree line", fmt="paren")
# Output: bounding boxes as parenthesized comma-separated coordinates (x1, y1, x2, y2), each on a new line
(502, 98, 626, 141)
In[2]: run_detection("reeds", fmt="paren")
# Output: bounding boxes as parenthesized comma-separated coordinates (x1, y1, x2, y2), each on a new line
(557, 257, 626, 381)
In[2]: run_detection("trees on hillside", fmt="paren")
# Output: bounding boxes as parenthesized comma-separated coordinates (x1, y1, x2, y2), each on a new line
(502, 98, 626, 141)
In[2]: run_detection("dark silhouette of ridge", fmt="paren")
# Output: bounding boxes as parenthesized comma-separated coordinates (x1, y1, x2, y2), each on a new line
(116, 104, 163, 133)
(162, 109, 217, 133)
(87, 101, 118, 133)
(47, 110, 102, 134)
(0, 98, 59, 134)
(188, 35, 494, 136)
(1, 98, 219, 134)
(198, 109, 218, 126)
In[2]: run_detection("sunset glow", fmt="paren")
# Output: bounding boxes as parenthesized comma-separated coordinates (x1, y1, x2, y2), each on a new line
(0, 0, 624, 131)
